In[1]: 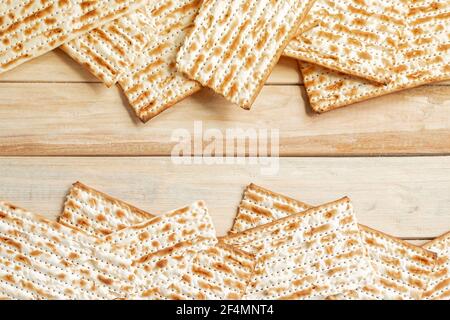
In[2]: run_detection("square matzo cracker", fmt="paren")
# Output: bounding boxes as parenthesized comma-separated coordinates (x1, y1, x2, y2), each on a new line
(176, 0, 315, 109)
(61, 10, 156, 87)
(229, 184, 437, 299)
(222, 197, 374, 299)
(97, 200, 219, 299)
(285, 0, 407, 83)
(60, 183, 254, 300)
(335, 225, 436, 300)
(300, 0, 450, 113)
(60, 181, 156, 236)
(0, 201, 138, 299)
(0, 0, 148, 74)
(119, 0, 203, 122)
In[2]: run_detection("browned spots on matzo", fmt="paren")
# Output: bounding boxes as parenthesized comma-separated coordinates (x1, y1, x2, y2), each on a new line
(14, 254, 31, 265)
(0, 237, 21, 251)
(0, 5, 55, 37)
(177, 0, 314, 109)
(280, 287, 314, 300)
(304, 224, 331, 237)
(241, 203, 273, 218)
(286, 0, 404, 83)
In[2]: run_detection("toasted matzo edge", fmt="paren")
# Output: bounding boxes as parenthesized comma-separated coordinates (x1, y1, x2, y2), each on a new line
(176, 0, 316, 110)
(0, 201, 136, 299)
(61, 10, 157, 87)
(59, 183, 255, 300)
(118, 0, 203, 123)
(222, 197, 375, 299)
(422, 231, 450, 300)
(335, 224, 437, 300)
(0, 0, 148, 75)
(230, 183, 313, 234)
(284, 0, 407, 84)
(299, 0, 450, 113)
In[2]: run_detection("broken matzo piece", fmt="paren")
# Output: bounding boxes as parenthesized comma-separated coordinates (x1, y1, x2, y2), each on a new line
(0, 201, 137, 299)
(299, 0, 450, 113)
(0, 0, 148, 75)
(230, 183, 313, 234)
(285, 0, 407, 83)
(335, 225, 437, 300)
(60, 182, 255, 300)
(422, 231, 450, 300)
(176, 0, 316, 109)
(61, 10, 156, 87)
(119, 0, 203, 122)
(222, 197, 374, 299)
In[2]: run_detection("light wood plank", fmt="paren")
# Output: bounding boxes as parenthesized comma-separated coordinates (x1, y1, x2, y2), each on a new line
(0, 50, 301, 85)
(0, 50, 98, 83)
(1, 50, 448, 86)
(0, 83, 449, 156)
(0, 156, 448, 238)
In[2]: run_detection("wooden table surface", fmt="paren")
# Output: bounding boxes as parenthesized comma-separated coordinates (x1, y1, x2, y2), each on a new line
(0, 50, 449, 243)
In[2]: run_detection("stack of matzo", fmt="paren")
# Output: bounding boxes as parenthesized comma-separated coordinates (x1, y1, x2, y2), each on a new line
(297, 0, 450, 113)
(2, 0, 447, 120)
(2, 181, 449, 300)
(0, 0, 148, 74)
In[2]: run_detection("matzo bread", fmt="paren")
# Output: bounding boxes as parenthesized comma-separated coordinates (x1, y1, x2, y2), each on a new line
(422, 231, 450, 300)
(0, 0, 148, 75)
(60, 182, 254, 300)
(176, 0, 316, 110)
(222, 197, 374, 299)
(0, 0, 73, 74)
(159, 241, 255, 300)
(61, 10, 156, 87)
(300, 0, 450, 113)
(231, 183, 313, 233)
(0, 201, 136, 299)
(336, 225, 436, 300)
(230, 184, 438, 300)
(0, 199, 217, 300)
(119, 0, 203, 123)
(97, 200, 219, 299)
(284, 0, 407, 83)
(59, 181, 155, 237)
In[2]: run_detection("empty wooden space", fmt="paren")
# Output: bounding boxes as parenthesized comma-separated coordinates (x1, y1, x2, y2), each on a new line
(0, 51, 449, 244)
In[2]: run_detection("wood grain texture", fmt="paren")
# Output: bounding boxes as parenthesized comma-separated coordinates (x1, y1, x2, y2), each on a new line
(0, 51, 301, 85)
(0, 157, 448, 238)
(0, 83, 449, 156)
(0, 50, 446, 85)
